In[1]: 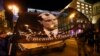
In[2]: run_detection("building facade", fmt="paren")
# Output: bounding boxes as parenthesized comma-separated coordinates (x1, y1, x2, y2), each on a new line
(65, 0, 93, 22)
(67, 0, 100, 24)
(92, 2, 100, 24)
(76, 1, 93, 22)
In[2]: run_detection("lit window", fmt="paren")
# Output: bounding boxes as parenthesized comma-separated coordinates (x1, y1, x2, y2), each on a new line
(89, 6, 92, 8)
(77, 9, 80, 11)
(77, 2, 80, 4)
(86, 11, 88, 14)
(82, 10, 84, 13)
(85, 5, 88, 7)
(77, 5, 80, 7)
(81, 6, 84, 9)
(86, 8, 88, 10)
(81, 3, 84, 6)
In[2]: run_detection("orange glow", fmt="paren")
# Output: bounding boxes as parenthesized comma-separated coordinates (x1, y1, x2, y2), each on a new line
(69, 13, 76, 19)
(8, 4, 19, 14)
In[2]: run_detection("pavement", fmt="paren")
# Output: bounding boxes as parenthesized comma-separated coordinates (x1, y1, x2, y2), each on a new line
(45, 38, 78, 56)
(45, 37, 100, 56)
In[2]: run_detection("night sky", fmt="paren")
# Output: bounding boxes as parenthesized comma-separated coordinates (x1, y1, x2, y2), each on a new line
(85, 0, 100, 4)
(4, 0, 100, 11)
(5, 0, 72, 11)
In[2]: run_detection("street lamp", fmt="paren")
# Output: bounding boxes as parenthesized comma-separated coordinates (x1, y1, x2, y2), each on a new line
(8, 4, 19, 28)
(8, 4, 19, 22)
(8, 4, 19, 14)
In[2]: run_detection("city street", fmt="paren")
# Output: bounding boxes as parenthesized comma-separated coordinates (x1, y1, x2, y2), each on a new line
(0, 0, 99, 56)
(45, 38, 78, 56)
(44, 37, 100, 56)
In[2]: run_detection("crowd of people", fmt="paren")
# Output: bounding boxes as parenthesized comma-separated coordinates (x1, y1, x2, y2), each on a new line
(0, 11, 100, 56)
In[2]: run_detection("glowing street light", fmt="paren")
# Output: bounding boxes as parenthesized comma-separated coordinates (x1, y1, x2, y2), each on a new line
(8, 4, 19, 23)
(69, 12, 76, 19)
(8, 5, 19, 14)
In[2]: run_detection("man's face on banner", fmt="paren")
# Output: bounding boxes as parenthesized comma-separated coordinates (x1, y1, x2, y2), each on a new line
(39, 12, 58, 30)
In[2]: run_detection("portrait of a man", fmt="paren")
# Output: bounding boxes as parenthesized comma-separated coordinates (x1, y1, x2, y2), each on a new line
(37, 12, 58, 38)
(11, 11, 66, 56)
